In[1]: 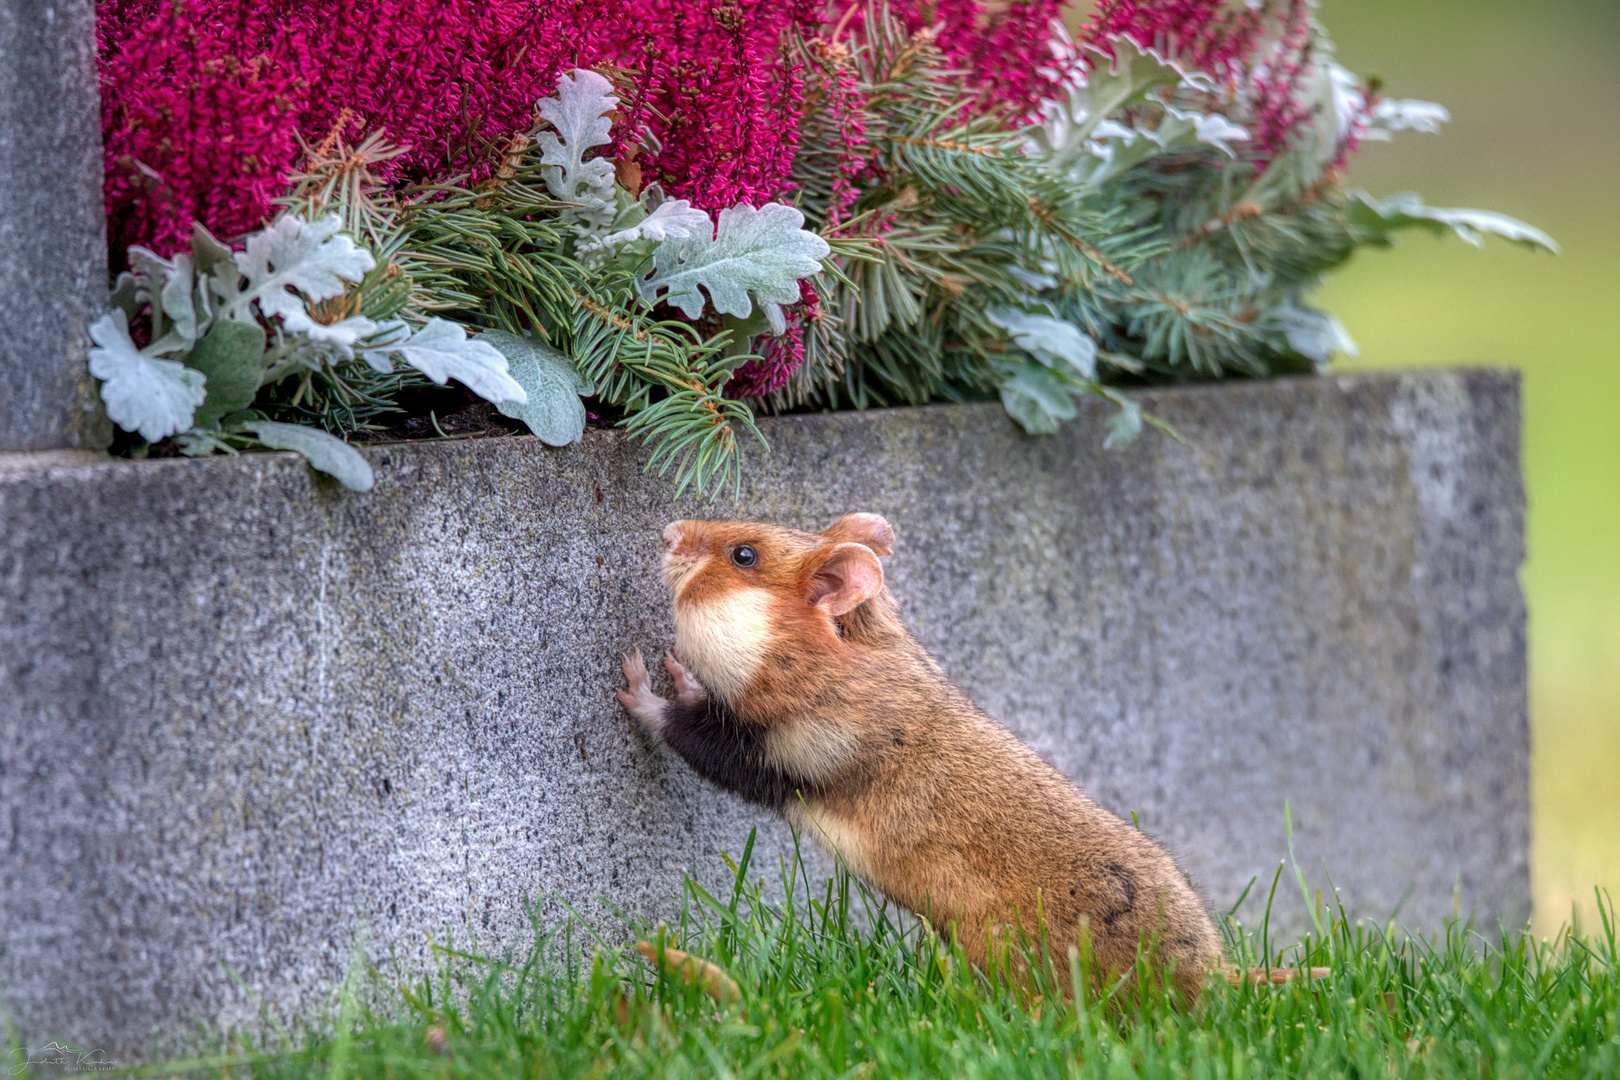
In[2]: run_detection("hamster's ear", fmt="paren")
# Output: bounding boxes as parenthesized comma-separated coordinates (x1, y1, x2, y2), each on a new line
(807, 542, 885, 617)
(823, 512, 894, 556)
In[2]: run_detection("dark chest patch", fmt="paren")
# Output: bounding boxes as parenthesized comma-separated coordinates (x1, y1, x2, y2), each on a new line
(660, 698, 809, 811)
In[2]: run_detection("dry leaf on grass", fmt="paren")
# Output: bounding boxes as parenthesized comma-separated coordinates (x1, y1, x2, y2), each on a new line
(636, 941, 742, 1004)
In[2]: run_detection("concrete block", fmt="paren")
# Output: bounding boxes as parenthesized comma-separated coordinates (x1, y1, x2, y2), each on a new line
(0, 370, 1527, 1058)
(0, 0, 110, 451)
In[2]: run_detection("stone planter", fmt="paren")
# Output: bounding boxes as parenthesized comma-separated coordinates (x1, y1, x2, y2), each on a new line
(0, 369, 1526, 1059)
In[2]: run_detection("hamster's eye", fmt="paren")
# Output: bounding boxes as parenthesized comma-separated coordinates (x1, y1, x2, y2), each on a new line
(731, 545, 758, 569)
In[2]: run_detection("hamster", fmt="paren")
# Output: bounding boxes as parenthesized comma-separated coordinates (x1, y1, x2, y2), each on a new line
(617, 512, 1224, 1001)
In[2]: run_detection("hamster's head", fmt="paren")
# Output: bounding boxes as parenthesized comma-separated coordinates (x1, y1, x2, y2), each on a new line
(658, 513, 895, 702)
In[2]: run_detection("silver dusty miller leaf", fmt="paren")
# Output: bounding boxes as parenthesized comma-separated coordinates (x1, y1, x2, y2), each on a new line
(1272, 298, 1358, 371)
(242, 420, 375, 492)
(537, 69, 619, 236)
(1349, 191, 1559, 253)
(634, 202, 830, 321)
(986, 307, 1098, 380)
(364, 318, 528, 405)
(999, 362, 1078, 435)
(481, 330, 593, 447)
(231, 214, 376, 324)
(87, 309, 207, 442)
(1034, 36, 1185, 175)
(578, 197, 713, 259)
(125, 246, 207, 349)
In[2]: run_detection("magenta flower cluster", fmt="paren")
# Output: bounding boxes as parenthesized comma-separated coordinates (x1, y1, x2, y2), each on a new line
(924, 0, 1074, 118)
(728, 280, 819, 399)
(606, 2, 821, 211)
(100, 0, 612, 254)
(96, 2, 1348, 400)
(97, 0, 1074, 257)
(1084, 0, 1323, 159)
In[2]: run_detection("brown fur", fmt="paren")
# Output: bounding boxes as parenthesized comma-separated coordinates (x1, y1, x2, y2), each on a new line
(622, 513, 1225, 1002)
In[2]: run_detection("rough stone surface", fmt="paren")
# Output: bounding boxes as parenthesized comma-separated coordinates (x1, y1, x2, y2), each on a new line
(0, 370, 1527, 1059)
(0, 0, 111, 451)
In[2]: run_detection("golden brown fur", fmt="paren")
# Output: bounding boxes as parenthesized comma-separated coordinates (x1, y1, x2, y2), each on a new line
(620, 513, 1224, 1002)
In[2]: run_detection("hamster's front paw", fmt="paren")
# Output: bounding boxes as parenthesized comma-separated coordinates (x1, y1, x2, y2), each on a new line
(616, 649, 668, 737)
(664, 653, 708, 707)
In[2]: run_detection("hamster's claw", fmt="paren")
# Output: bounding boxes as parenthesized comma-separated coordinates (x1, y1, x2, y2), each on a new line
(620, 649, 648, 689)
(617, 649, 668, 736)
(664, 653, 708, 707)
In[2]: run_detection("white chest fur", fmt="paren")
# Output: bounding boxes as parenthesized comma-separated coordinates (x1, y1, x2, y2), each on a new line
(784, 800, 877, 883)
(673, 586, 776, 701)
(764, 719, 859, 784)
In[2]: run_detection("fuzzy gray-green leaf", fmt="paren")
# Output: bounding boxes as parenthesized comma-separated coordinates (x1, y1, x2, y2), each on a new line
(999, 364, 1077, 435)
(1348, 191, 1558, 253)
(243, 420, 375, 492)
(187, 319, 267, 427)
(482, 330, 593, 447)
(635, 202, 830, 321)
(986, 308, 1098, 379)
(88, 310, 206, 442)
(1104, 395, 1144, 450)
(536, 69, 619, 236)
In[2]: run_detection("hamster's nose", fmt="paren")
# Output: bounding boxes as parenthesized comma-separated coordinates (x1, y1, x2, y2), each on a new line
(662, 521, 684, 552)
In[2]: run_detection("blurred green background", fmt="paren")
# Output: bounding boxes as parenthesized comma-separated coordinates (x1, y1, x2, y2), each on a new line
(1316, 0, 1619, 933)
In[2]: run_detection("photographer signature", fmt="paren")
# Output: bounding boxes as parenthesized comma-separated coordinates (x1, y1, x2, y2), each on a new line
(8, 1044, 118, 1075)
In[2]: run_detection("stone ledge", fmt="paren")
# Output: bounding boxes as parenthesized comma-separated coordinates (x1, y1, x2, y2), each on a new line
(0, 369, 1527, 1058)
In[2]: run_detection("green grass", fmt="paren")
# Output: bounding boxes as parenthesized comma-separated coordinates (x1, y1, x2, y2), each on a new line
(129, 843, 1620, 1080)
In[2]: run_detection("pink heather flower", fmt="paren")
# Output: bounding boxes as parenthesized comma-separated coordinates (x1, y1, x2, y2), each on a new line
(101, 1, 838, 250)
(100, 3, 304, 255)
(97, 0, 1133, 255)
(1082, 0, 1323, 161)
(729, 281, 819, 399)
(928, 0, 1074, 118)
(607, 1, 822, 209)
(100, 0, 1092, 252)
(1242, 0, 1317, 159)
(828, 1, 1076, 118)
(100, 0, 610, 254)
(729, 321, 807, 399)
(798, 34, 870, 228)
